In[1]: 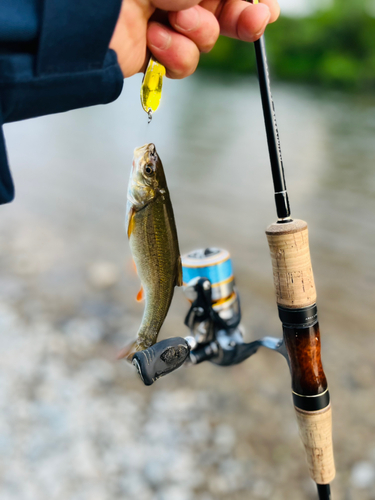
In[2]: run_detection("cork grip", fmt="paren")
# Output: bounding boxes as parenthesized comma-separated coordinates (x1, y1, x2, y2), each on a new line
(266, 219, 316, 309)
(295, 405, 335, 484)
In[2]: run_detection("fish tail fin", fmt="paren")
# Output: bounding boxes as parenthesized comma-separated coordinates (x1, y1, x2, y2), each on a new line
(117, 340, 137, 361)
(117, 337, 154, 361)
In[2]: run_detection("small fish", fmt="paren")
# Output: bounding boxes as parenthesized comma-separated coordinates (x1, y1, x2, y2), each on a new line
(119, 143, 182, 358)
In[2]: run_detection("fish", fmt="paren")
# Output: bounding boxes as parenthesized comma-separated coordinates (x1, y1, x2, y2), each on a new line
(119, 143, 182, 358)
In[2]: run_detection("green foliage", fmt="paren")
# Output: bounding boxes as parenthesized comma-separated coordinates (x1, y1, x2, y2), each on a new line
(198, 1, 375, 90)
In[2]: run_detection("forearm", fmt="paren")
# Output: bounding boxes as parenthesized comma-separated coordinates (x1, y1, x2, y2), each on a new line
(0, 0, 124, 122)
(0, 0, 124, 205)
(0, 49, 123, 123)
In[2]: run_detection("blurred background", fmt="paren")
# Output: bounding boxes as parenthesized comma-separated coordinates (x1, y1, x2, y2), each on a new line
(1, 0, 375, 499)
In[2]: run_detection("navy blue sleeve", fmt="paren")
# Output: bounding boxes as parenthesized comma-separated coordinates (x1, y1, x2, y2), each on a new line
(0, 0, 124, 204)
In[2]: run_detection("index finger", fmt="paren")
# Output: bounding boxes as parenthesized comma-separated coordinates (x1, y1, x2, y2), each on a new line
(200, 0, 280, 39)
(218, 1, 271, 41)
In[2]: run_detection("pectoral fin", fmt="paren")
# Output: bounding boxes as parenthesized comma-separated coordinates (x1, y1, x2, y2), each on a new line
(175, 256, 183, 287)
(127, 207, 136, 238)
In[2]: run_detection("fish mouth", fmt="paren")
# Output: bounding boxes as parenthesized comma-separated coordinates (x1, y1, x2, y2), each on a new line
(133, 144, 158, 170)
(134, 143, 156, 157)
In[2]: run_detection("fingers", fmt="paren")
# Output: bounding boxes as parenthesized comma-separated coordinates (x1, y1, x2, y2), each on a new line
(260, 0, 280, 23)
(147, 22, 200, 78)
(168, 6, 220, 53)
(218, 1, 271, 42)
(146, 0, 280, 79)
(147, 4, 220, 78)
(200, 0, 279, 26)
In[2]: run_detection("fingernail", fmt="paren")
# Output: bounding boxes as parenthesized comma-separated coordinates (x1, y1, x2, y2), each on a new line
(255, 4, 271, 37)
(174, 7, 200, 32)
(149, 24, 171, 50)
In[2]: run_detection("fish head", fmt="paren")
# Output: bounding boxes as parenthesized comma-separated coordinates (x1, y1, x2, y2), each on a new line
(128, 143, 167, 210)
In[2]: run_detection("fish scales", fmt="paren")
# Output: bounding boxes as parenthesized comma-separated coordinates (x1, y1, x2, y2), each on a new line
(132, 202, 174, 329)
(131, 194, 178, 348)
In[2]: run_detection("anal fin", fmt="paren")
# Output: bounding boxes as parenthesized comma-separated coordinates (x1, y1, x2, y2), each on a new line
(136, 286, 144, 302)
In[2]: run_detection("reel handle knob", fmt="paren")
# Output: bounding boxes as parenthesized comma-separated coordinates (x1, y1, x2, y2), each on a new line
(132, 337, 190, 386)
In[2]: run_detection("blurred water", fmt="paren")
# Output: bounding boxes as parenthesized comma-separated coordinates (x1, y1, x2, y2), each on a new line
(1, 73, 375, 499)
(3, 73, 375, 334)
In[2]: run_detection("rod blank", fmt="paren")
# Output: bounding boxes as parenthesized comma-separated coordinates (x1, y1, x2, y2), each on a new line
(254, 37, 291, 220)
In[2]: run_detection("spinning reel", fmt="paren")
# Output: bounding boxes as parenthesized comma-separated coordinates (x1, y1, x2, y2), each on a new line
(132, 247, 286, 386)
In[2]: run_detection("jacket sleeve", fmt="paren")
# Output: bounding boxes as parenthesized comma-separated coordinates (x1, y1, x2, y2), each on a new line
(0, 0, 124, 204)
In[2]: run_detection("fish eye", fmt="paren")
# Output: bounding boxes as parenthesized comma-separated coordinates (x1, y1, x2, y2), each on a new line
(144, 164, 154, 176)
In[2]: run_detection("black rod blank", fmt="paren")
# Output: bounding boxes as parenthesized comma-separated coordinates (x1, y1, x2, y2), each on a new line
(253, 36, 291, 219)
(317, 483, 331, 500)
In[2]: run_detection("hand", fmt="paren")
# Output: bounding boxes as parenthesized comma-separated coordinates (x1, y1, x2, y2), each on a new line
(110, 0, 280, 79)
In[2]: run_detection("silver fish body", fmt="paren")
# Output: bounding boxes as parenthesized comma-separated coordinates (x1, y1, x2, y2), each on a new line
(125, 143, 182, 354)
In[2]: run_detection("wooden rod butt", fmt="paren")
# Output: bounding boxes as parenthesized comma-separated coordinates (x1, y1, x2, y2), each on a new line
(294, 404, 336, 484)
(266, 219, 336, 485)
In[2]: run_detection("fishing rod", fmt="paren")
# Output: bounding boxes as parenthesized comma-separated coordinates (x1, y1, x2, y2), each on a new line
(250, 1, 336, 496)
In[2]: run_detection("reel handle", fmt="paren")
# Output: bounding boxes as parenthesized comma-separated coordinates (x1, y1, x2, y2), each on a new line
(132, 337, 190, 386)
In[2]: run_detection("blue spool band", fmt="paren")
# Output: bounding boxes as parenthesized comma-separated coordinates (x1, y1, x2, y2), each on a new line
(182, 259, 233, 287)
(181, 248, 233, 288)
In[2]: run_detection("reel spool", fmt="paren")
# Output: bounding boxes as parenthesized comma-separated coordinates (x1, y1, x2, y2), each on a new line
(181, 248, 240, 324)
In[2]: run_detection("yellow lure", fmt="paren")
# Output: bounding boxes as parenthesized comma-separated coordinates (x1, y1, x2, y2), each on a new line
(140, 57, 166, 120)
